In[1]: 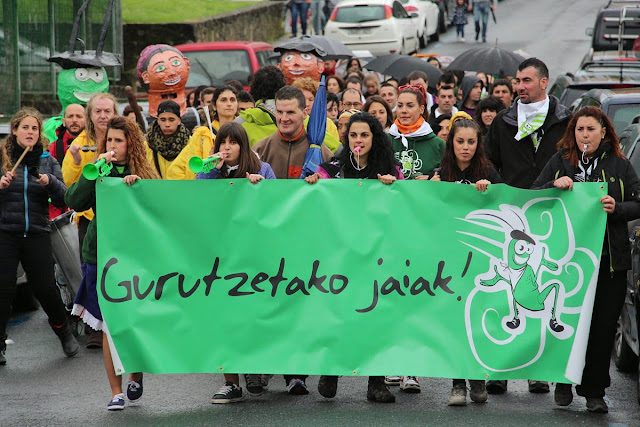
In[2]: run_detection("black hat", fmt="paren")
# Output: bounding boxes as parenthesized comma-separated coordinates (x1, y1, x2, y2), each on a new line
(510, 230, 535, 245)
(157, 100, 181, 117)
(274, 39, 327, 57)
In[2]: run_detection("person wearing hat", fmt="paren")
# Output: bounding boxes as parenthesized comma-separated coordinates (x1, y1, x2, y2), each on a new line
(274, 39, 326, 85)
(145, 100, 191, 179)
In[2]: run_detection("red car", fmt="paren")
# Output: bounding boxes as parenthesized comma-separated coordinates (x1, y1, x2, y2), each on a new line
(174, 41, 275, 90)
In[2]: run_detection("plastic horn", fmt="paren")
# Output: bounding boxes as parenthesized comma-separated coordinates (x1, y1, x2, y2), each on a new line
(189, 155, 221, 174)
(82, 152, 114, 180)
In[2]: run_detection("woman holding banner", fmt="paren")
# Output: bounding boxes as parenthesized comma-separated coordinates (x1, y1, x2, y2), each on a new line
(0, 108, 79, 365)
(532, 106, 640, 414)
(305, 112, 402, 403)
(66, 116, 158, 410)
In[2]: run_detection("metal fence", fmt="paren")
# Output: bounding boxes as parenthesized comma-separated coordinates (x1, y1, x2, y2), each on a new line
(0, 0, 122, 117)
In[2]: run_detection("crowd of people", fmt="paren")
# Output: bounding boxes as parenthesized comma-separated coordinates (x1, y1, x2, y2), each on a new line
(1, 36, 638, 416)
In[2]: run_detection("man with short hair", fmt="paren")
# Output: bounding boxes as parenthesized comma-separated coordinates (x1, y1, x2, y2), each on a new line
(345, 76, 364, 94)
(340, 88, 364, 112)
(431, 85, 458, 120)
(491, 78, 514, 108)
(407, 70, 435, 112)
(253, 86, 333, 181)
(50, 103, 86, 163)
(379, 83, 398, 112)
(484, 58, 571, 396)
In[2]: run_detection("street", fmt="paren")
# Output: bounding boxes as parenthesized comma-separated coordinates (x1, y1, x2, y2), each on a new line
(2, 0, 640, 425)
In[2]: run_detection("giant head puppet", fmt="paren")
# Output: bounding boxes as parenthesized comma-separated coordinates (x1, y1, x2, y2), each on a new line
(274, 39, 326, 85)
(137, 44, 191, 118)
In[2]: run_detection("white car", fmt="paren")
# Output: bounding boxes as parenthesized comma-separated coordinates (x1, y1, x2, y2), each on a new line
(399, 0, 440, 47)
(325, 0, 421, 57)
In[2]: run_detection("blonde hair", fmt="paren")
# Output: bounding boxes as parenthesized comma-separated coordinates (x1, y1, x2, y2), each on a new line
(86, 92, 118, 143)
(1, 108, 46, 173)
(292, 77, 320, 96)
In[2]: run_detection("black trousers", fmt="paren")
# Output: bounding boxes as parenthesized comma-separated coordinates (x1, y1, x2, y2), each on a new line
(575, 261, 627, 398)
(0, 231, 67, 338)
(77, 216, 90, 264)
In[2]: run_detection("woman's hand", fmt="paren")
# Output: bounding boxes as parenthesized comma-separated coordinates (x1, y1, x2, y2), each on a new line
(97, 150, 115, 163)
(305, 173, 321, 184)
(475, 179, 490, 192)
(377, 174, 396, 185)
(246, 172, 265, 184)
(430, 171, 441, 181)
(0, 172, 14, 190)
(553, 176, 573, 191)
(213, 152, 225, 169)
(601, 195, 616, 214)
(415, 175, 430, 180)
(37, 174, 50, 186)
(123, 175, 141, 186)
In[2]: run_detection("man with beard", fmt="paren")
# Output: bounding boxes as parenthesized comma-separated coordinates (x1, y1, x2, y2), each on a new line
(49, 104, 86, 163)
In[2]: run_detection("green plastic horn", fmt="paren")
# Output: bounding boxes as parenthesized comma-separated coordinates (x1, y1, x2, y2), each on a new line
(82, 158, 113, 180)
(189, 155, 221, 173)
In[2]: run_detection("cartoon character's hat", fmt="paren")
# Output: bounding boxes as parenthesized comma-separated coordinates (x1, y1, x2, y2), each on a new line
(510, 230, 535, 245)
(48, 0, 121, 69)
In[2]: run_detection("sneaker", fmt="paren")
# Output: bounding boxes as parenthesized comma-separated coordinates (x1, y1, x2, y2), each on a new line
(286, 378, 309, 395)
(244, 374, 264, 397)
(211, 382, 243, 404)
(554, 383, 573, 406)
(261, 374, 272, 389)
(469, 380, 488, 403)
(528, 380, 550, 393)
(486, 380, 507, 394)
(384, 376, 401, 386)
(399, 376, 421, 393)
(126, 374, 143, 402)
(461, 37, 465, 42)
(107, 393, 125, 411)
(367, 376, 395, 403)
(318, 375, 339, 398)
(586, 396, 608, 413)
(448, 383, 467, 406)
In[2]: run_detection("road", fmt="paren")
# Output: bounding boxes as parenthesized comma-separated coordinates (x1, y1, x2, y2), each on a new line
(2, 0, 640, 425)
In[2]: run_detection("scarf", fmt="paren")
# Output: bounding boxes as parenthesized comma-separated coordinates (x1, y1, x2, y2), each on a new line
(516, 97, 549, 145)
(146, 121, 191, 161)
(11, 141, 43, 178)
(389, 117, 434, 148)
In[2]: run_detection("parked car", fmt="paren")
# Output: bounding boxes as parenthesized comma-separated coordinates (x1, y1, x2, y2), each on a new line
(573, 88, 640, 134)
(586, 6, 640, 52)
(548, 69, 640, 109)
(174, 41, 275, 90)
(325, 0, 421, 56)
(431, 0, 454, 34)
(399, 0, 440, 46)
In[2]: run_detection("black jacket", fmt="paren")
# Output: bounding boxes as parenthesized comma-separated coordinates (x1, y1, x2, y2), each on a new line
(532, 144, 640, 271)
(486, 95, 571, 189)
(0, 157, 66, 236)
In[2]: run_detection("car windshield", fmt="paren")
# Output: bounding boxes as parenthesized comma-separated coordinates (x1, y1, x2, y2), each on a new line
(182, 50, 251, 87)
(335, 5, 386, 23)
(609, 103, 640, 133)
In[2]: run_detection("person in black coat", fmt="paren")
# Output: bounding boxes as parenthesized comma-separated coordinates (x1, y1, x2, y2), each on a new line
(532, 106, 640, 413)
(0, 108, 78, 365)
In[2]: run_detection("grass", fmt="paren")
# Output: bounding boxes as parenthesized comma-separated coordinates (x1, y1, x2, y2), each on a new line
(122, 0, 267, 24)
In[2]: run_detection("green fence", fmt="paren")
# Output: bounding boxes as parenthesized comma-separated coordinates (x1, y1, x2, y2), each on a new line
(0, 0, 122, 117)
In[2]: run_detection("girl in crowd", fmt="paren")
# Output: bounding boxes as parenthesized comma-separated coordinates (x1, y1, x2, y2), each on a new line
(474, 96, 505, 140)
(327, 92, 340, 122)
(145, 100, 191, 178)
(364, 74, 380, 99)
(306, 112, 402, 403)
(431, 113, 500, 405)
(532, 106, 640, 414)
(326, 75, 345, 95)
(364, 95, 393, 132)
(432, 113, 452, 142)
(66, 117, 159, 410)
(389, 85, 445, 181)
(167, 85, 239, 180)
(196, 122, 274, 403)
(0, 108, 78, 365)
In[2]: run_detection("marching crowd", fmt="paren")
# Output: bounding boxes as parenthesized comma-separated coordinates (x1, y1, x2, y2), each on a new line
(1, 36, 639, 416)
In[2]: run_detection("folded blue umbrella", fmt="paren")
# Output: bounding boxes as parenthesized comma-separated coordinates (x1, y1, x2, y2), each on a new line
(300, 75, 327, 179)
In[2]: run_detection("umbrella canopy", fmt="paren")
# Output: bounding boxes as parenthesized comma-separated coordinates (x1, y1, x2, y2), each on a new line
(446, 47, 526, 77)
(300, 75, 327, 179)
(300, 35, 353, 60)
(363, 54, 403, 74)
(367, 56, 442, 89)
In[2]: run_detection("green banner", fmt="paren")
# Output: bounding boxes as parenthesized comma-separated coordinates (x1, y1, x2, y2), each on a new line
(97, 179, 607, 383)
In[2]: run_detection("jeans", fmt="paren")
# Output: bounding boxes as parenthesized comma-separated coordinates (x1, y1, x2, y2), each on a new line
(456, 24, 465, 38)
(473, 2, 490, 41)
(291, 2, 310, 36)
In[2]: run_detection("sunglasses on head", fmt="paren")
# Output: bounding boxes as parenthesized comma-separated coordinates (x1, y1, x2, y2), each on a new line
(398, 84, 426, 104)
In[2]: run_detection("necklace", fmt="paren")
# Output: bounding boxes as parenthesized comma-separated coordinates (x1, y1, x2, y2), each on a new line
(349, 150, 366, 171)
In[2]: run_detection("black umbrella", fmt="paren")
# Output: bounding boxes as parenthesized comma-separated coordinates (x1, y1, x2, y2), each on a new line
(366, 55, 442, 89)
(275, 35, 354, 60)
(446, 47, 525, 77)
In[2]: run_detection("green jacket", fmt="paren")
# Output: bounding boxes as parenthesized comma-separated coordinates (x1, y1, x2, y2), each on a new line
(390, 132, 445, 179)
(65, 165, 130, 264)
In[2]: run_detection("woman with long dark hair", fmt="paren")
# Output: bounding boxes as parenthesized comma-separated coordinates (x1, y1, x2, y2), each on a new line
(533, 106, 640, 413)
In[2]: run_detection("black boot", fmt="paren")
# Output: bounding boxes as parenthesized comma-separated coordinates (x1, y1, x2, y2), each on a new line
(367, 376, 395, 403)
(0, 335, 6, 365)
(318, 375, 339, 398)
(52, 323, 79, 357)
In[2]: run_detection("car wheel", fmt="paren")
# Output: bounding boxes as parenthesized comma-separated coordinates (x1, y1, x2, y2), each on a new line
(419, 29, 426, 49)
(613, 319, 638, 372)
(438, 6, 448, 34)
(430, 29, 440, 42)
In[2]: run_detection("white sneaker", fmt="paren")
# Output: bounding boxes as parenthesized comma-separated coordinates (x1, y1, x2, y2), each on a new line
(385, 376, 402, 386)
(460, 37, 465, 42)
(399, 376, 421, 393)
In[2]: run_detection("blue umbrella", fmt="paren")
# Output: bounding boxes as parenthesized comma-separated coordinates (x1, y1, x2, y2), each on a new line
(300, 75, 327, 179)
